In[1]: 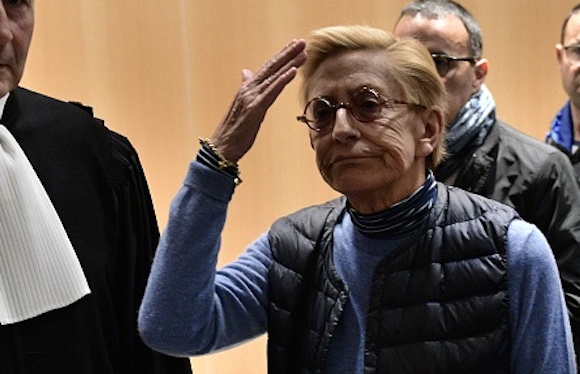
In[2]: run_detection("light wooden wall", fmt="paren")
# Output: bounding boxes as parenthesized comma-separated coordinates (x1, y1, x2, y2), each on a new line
(23, 1, 580, 373)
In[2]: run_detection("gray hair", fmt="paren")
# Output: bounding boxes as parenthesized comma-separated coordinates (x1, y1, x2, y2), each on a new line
(398, 0, 483, 58)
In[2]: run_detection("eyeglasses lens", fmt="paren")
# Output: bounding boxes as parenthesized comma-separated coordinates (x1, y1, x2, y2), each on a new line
(351, 91, 383, 121)
(308, 99, 334, 130)
(304, 90, 384, 131)
(432, 56, 450, 77)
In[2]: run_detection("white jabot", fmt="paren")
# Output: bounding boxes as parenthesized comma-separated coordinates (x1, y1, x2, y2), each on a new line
(0, 93, 90, 324)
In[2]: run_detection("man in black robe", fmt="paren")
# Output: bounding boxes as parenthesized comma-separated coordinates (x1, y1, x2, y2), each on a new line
(0, 2, 192, 373)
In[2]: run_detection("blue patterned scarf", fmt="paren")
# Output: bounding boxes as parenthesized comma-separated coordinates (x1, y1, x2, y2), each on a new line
(436, 84, 496, 180)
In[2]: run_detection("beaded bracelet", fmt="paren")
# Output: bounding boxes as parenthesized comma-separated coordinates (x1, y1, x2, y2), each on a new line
(197, 137, 242, 185)
(198, 138, 238, 169)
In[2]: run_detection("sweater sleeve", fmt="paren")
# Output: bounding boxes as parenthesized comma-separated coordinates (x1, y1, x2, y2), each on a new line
(508, 219, 576, 373)
(138, 161, 272, 357)
(521, 150, 580, 351)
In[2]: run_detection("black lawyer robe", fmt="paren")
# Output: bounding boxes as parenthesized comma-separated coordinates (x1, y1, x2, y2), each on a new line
(0, 87, 192, 374)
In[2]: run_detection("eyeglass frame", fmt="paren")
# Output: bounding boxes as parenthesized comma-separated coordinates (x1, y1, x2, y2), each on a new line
(562, 43, 580, 64)
(431, 53, 478, 77)
(296, 86, 425, 132)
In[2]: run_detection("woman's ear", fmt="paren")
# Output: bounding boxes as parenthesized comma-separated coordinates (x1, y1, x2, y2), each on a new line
(416, 107, 444, 158)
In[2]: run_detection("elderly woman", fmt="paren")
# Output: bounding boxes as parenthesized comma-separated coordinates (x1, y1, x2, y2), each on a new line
(138, 26, 575, 373)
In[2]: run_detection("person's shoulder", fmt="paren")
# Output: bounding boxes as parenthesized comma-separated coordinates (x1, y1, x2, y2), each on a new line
(508, 219, 541, 242)
(13, 87, 103, 126)
(507, 219, 555, 268)
(494, 120, 574, 180)
(441, 183, 517, 214)
(15, 87, 91, 111)
(286, 196, 345, 218)
(271, 197, 346, 234)
(10, 87, 122, 157)
(496, 120, 565, 159)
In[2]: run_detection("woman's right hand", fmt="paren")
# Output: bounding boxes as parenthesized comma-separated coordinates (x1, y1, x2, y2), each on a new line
(208, 39, 307, 164)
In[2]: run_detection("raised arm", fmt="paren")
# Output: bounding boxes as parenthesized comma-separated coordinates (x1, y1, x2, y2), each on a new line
(210, 39, 306, 163)
(138, 39, 306, 356)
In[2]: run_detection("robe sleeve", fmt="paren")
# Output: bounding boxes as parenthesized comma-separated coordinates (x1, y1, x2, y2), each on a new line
(107, 131, 193, 374)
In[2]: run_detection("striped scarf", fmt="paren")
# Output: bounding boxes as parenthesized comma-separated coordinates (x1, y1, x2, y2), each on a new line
(347, 170, 437, 238)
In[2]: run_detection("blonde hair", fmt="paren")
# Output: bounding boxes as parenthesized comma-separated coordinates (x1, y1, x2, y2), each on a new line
(299, 25, 447, 168)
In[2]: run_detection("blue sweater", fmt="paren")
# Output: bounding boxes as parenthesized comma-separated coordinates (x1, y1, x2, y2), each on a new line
(139, 161, 577, 373)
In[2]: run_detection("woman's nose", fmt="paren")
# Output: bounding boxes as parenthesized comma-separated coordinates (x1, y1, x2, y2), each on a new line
(331, 108, 360, 142)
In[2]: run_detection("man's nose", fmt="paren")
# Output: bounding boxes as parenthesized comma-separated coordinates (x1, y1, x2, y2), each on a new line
(0, 6, 14, 45)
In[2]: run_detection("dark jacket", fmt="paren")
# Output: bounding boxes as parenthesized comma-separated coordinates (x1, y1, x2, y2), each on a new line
(267, 184, 516, 373)
(547, 140, 580, 184)
(437, 119, 580, 355)
(0, 87, 192, 374)
(546, 101, 580, 182)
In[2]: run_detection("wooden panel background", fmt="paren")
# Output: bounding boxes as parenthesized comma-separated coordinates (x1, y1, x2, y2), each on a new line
(23, 1, 579, 373)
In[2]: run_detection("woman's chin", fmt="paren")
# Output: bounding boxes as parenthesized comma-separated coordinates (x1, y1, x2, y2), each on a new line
(326, 175, 381, 197)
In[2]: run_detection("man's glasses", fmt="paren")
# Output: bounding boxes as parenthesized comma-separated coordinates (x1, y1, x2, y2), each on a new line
(431, 53, 478, 77)
(296, 86, 424, 132)
(563, 44, 580, 64)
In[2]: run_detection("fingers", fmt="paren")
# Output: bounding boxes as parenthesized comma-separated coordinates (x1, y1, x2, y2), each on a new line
(254, 39, 306, 85)
(253, 39, 307, 107)
(240, 39, 306, 93)
(209, 39, 307, 163)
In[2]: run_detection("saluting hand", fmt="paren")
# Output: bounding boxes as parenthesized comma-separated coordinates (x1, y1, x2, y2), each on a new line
(209, 39, 307, 163)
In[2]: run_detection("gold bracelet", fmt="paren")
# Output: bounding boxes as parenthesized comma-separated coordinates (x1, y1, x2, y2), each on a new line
(198, 137, 238, 170)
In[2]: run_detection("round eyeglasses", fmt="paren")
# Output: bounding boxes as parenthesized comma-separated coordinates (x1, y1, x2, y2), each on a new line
(563, 44, 580, 64)
(431, 53, 478, 77)
(296, 86, 424, 132)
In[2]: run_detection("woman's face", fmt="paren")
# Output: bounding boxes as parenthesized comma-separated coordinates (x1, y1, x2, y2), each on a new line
(307, 49, 437, 213)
